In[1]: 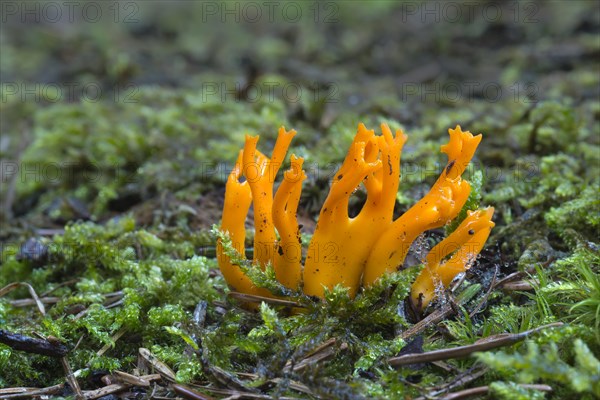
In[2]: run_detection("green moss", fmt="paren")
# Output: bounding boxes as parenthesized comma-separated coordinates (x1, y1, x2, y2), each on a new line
(7, 87, 291, 219)
(489, 381, 549, 400)
(539, 247, 600, 344)
(0, 216, 225, 386)
(478, 340, 600, 397)
(546, 185, 600, 239)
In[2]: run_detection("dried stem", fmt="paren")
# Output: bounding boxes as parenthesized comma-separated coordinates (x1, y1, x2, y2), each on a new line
(390, 322, 563, 367)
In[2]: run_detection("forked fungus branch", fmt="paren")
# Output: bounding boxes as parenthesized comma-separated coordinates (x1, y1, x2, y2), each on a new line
(217, 124, 494, 311)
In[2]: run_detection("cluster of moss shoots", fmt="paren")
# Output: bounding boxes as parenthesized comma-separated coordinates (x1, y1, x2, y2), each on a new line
(218, 123, 495, 312)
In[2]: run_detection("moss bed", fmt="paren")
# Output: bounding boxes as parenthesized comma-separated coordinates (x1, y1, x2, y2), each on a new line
(1, 1, 599, 399)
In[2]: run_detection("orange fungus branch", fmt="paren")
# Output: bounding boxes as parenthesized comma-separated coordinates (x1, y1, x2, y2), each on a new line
(217, 123, 495, 310)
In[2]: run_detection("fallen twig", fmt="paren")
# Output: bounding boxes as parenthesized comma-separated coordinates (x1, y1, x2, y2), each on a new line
(172, 384, 216, 400)
(114, 370, 157, 387)
(0, 383, 65, 399)
(61, 356, 84, 399)
(81, 374, 161, 400)
(72, 291, 125, 320)
(0, 329, 68, 357)
(9, 296, 60, 307)
(96, 328, 127, 357)
(228, 291, 305, 308)
(207, 365, 260, 393)
(493, 271, 524, 287)
(139, 347, 177, 382)
(400, 303, 454, 340)
(389, 322, 563, 367)
(0, 282, 46, 315)
(501, 279, 538, 291)
(191, 385, 303, 400)
(415, 367, 488, 400)
(284, 338, 348, 373)
(40, 278, 80, 297)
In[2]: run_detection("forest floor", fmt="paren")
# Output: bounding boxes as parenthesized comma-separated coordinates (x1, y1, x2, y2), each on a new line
(1, 1, 599, 399)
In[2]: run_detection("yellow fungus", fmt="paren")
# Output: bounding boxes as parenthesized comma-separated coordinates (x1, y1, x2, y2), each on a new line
(410, 207, 495, 310)
(217, 123, 494, 310)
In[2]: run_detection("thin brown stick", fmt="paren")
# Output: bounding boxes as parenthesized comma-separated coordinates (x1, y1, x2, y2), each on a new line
(83, 383, 129, 400)
(501, 280, 538, 291)
(233, 371, 318, 398)
(284, 338, 348, 373)
(413, 367, 488, 400)
(82, 374, 161, 400)
(96, 328, 126, 357)
(72, 334, 85, 351)
(431, 360, 455, 372)
(400, 303, 453, 340)
(0, 383, 64, 399)
(389, 322, 563, 367)
(172, 384, 216, 400)
(192, 385, 303, 400)
(494, 271, 524, 287)
(228, 291, 304, 308)
(113, 371, 159, 387)
(139, 348, 177, 382)
(9, 297, 60, 307)
(61, 357, 83, 400)
(269, 378, 319, 397)
(285, 337, 336, 369)
(40, 278, 80, 297)
(207, 365, 259, 392)
(0, 282, 46, 315)
(72, 291, 124, 320)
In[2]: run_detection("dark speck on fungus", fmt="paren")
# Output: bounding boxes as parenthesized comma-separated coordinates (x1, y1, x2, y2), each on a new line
(446, 159, 456, 175)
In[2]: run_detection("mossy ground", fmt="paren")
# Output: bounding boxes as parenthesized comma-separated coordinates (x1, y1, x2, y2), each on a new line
(1, 1, 599, 399)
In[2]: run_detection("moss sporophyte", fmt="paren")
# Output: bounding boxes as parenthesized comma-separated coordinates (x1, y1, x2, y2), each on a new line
(217, 123, 495, 312)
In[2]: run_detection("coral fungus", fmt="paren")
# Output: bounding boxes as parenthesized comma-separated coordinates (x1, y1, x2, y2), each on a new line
(217, 124, 494, 311)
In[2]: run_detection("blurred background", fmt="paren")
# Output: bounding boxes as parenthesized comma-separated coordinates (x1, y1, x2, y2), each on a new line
(3, 1, 599, 97)
(1, 0, 599, 231)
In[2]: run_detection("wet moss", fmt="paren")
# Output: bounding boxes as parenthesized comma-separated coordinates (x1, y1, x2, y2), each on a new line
(1, 1, 599, 398)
